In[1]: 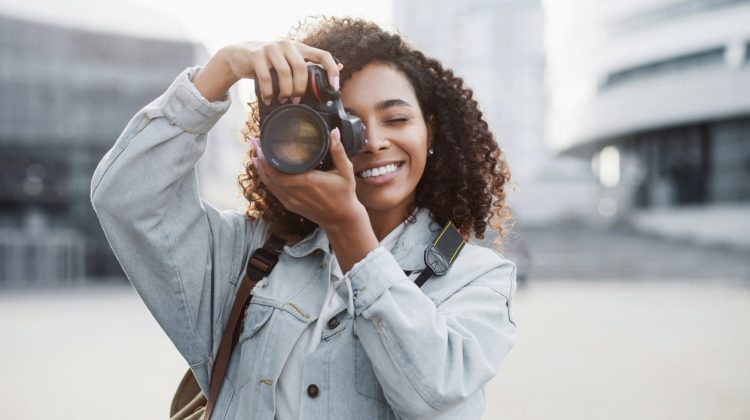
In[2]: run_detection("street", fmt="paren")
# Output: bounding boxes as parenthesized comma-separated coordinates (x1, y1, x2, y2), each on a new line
(485, 279, 750, 420)
(2, 277, 749, 419)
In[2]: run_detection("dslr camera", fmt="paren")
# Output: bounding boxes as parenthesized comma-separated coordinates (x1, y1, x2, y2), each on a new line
(254, 64, 366, 174)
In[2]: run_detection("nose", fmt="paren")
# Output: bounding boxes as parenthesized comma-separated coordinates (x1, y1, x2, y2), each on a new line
(361, 122, 390, 154)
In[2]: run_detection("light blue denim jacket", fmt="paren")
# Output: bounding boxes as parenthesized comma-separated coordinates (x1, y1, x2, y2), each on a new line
(90, 66, 517, 420)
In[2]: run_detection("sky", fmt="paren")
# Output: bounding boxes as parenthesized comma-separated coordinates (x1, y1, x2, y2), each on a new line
(130, 0, 396, 53)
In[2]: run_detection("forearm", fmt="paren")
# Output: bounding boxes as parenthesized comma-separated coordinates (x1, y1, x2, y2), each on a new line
(91, 66, 235, 365)
(192, 48, 239, 102)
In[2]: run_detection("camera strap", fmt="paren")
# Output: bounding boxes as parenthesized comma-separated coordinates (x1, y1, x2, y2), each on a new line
(405, 221, 466, 288)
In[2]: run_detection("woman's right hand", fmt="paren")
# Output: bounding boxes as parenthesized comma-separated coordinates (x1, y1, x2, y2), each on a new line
(192, 40, 342, 104)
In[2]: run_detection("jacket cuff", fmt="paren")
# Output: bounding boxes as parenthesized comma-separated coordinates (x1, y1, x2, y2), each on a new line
(334, 246, 408, 317)
(160, 66, 232, 134)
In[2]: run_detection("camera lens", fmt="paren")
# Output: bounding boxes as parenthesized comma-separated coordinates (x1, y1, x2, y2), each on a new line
(261, 106, 329, 173)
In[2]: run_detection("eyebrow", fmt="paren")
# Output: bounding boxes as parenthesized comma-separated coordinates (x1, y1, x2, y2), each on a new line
(345, 98, 412, 114)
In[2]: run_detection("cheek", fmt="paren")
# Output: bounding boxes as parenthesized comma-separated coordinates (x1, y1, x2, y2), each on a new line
(410, 157, 428, 184)
(407, 137, 429, 175)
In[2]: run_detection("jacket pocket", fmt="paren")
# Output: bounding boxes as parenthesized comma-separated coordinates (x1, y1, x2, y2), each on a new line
(236, 303, 275, 388)
(238, 302, 274, 341)
(354, 336, 387, 404)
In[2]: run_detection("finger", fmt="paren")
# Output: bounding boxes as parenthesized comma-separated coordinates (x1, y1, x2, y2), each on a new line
(253, 57, 274, 106)
(280, 41, 309, 99)
(249, 137, 263, 159)
(328, 127, 353, 175)
(250, 139, 272, 184)
(252, 156, 267, 185)
(264, 45, 293, 103)
(296, 44, 339, 90)
(252, 156, 292, 209)
(250, 138, 264, 171)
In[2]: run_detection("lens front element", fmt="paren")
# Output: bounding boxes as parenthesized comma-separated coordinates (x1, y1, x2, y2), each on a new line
(260, 106, 329, 173)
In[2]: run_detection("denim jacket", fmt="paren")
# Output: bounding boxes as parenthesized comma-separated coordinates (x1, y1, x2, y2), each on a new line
(90, 66, 517, 420)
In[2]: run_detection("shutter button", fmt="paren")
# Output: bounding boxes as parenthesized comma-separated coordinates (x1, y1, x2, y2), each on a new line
(307, 384, 319, 398)
(327, 316, 338, 329)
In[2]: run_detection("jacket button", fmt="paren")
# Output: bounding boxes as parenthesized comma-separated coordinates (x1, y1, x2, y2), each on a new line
(327, 316, 338, 329)
(319, 263, 326, 269)
(307, 384, 319, 398)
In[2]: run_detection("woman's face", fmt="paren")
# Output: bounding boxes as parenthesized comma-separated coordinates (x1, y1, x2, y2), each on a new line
(341, 62, 431, 217)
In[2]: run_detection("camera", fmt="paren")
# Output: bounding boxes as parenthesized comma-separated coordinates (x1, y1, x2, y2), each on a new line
(254, 64, 366, 174)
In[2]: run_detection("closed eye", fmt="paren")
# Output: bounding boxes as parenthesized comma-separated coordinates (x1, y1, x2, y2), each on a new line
(386, 118, 409, 124)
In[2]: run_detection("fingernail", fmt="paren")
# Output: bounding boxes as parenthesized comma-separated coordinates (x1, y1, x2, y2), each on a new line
(292, 97, 301, 104)
(280, 97, 288, 104)
(333, 76, 340, 91)
(337, 63, 344, 70)
(332, 127, 340, 142)
(264, 98, 271, 106)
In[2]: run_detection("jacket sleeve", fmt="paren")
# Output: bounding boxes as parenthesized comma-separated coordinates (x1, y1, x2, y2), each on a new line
(90, 66, 258, 373)
(333, 245, 517, 418)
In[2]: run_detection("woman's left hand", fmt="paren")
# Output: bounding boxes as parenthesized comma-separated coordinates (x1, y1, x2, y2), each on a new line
(251, 127, 366, 230)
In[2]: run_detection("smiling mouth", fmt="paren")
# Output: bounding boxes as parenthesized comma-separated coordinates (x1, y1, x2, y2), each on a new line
(356, 162, 404, 179)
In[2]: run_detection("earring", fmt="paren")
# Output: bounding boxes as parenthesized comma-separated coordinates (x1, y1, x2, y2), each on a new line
(428, 147, 434, 156)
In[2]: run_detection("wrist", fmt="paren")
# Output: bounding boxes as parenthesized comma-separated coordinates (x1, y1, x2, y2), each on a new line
(324, 205, 378, 273)
(323, 203, 369, 236)
(192, 48, 238, 102)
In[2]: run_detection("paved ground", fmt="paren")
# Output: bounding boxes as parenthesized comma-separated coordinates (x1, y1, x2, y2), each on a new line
(0, 286, 186, 419)
(1, 228, 749, 419)
(485, 279, 750, 420)
(1, 279, 749, 420)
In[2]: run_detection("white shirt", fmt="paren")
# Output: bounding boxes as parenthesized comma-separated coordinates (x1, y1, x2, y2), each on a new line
(274, 221, 407, 420)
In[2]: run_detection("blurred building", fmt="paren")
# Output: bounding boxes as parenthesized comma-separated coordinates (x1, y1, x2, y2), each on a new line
(394, 0, 599, 228)
(545, 0, 750, 247)
(0, 3, 208, 287)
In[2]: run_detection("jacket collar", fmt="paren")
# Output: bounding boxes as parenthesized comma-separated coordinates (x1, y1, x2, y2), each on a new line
(283, 207, 441, 271)
(390, 207, 442, 271)
(282, 224, 330, 258)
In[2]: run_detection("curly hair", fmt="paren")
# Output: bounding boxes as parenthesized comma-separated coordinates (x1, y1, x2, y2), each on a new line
(238, 16, 513, 244)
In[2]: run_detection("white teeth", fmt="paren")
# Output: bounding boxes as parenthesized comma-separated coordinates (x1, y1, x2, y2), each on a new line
(359, 163, 399, 179)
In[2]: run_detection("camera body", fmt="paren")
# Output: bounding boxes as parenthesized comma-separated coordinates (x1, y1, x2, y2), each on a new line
(255, 64, 366, 174)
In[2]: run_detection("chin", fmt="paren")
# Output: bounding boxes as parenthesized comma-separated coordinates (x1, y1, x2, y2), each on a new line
(359, 191, 414, 214)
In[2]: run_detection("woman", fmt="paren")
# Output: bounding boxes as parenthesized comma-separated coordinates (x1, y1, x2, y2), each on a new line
(91, 16, 517, 420)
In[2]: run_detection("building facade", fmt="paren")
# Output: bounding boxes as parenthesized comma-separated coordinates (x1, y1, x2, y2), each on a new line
(0, 12, 204, 286)
(545, 0, 750, 242)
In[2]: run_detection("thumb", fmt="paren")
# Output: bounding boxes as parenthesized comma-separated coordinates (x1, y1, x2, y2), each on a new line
(329, 127, 353, 175)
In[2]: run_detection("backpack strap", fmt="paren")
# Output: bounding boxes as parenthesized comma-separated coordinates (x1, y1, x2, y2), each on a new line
(204, 233, 286, 420)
